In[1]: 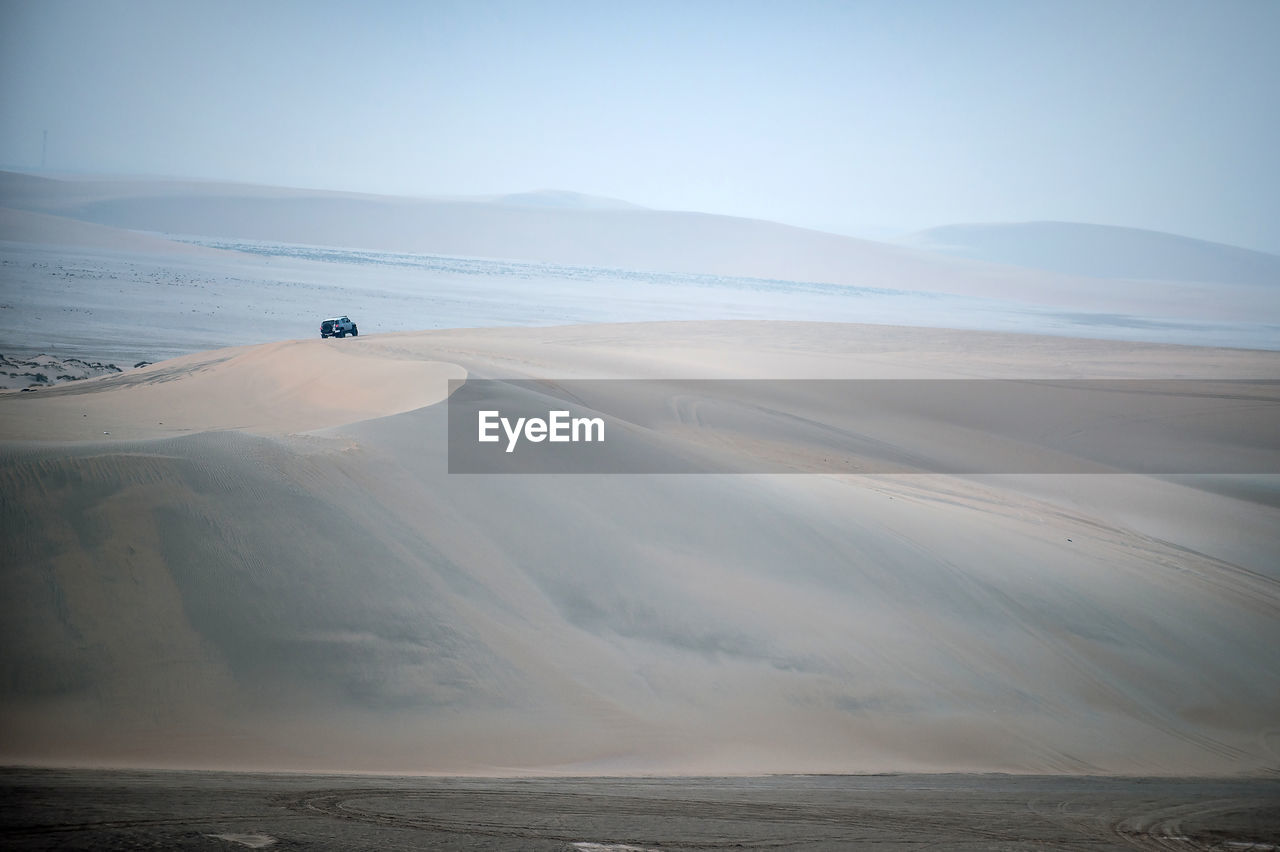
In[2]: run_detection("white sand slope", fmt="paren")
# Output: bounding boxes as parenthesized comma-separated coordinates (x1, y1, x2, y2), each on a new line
(1, 322, 1278, 775)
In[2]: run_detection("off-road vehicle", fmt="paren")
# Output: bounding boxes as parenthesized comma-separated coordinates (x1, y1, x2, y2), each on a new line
(321, 316, 358, 338)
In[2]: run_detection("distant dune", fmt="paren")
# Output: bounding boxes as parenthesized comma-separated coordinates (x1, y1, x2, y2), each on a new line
(902, 221, 1280, 286)
(2, 322, 1277, 775)
(0, 206, 229, 255)
(6, 172, 1275, 329)
(0, 171, 1095, 303)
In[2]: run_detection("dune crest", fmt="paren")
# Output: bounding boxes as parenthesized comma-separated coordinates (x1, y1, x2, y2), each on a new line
(0, 337, 463, 440)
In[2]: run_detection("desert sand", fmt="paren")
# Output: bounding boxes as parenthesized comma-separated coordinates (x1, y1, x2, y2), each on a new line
(2, 320, 1277, 778)
(2, 172, 1278, 852)
(4, 767, 1278, 850)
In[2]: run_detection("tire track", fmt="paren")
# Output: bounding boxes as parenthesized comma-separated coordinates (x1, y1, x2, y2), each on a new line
(1109, 797, 1278, 851)
(282, 786, 1096, 849)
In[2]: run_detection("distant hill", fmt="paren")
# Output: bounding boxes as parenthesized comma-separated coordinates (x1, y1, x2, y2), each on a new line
(3, 172, 1277, 322)
(491, 189, 644, 210)
(902, 221, 1280, 287)
(0, 171, 1070, 302)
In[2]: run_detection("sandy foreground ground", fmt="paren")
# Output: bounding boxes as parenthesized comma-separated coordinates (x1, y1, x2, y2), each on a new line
(1, 321, 1278, 781)
(3, 767, 1278, 851)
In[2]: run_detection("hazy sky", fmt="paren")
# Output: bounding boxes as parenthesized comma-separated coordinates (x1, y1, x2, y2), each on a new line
(2, 0, 1278, 250)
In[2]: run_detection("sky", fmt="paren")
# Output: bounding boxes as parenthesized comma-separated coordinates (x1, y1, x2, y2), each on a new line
(1, 0, 1278, 251)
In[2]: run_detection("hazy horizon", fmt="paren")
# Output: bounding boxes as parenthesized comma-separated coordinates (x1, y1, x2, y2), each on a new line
(9, 164, 1280, 257)
(2, 0, 1278, 253)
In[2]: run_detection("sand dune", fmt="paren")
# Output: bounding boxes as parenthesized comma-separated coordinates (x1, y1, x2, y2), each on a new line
(2, 322, 1277, 775)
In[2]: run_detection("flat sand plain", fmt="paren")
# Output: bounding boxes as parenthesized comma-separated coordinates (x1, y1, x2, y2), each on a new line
(2, 768, 1278, 851)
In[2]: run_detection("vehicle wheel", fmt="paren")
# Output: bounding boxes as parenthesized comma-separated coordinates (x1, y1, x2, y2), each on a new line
(321, 333, 328, 338)
(352, 326, 358, 337)
(337, 330, 345, 338)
